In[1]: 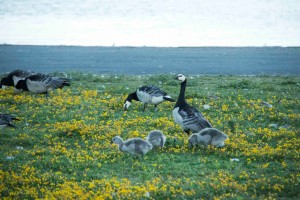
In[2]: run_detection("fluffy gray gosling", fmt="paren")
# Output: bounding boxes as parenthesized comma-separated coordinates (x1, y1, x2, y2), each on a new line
(146, 130, 166, 148)
(111, 136, 153, 157)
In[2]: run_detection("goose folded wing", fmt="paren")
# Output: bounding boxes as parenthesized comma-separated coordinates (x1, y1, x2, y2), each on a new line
(0, 114, 18, 122)
(51, 77, 71, 87)
(179, 107, 212, 131)
(7, 70, 34, 79)
(28, 74, 49, 82)
(141, 86, 166, 97)
(0, 115, 15, 127)
(0, 118, 9, 125)
(192, 107, 212, 128)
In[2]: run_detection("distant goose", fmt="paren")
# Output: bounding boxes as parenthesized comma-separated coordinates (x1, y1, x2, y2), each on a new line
(188, 128, 228, 147)
(124, 85, 175, 111)
(111, 136, 153, 157)
(0, 113, 19, 128)
(14, 73, 71, 94)
(173, 74, 212, 134)
(146, 130, 166, 148)
(0, 69, 35, 90)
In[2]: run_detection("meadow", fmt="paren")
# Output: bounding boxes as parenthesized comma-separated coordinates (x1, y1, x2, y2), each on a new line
(0, 72, 299, 199)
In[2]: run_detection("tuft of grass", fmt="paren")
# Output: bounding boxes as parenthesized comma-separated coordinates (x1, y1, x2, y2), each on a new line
(0, 73, 299, 199)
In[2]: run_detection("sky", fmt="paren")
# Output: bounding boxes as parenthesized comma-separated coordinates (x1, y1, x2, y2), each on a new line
(0, 0, 299, 47)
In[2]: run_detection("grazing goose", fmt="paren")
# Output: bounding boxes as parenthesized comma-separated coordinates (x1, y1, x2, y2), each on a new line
(188, 128, 228, 147)
(124, 85, 175, 111)
(0, 69, 35, 90)
(14, 73, 71, 94)
(0, 113, 19, 128)
(111, 136, 153, 157)
(173, 74, 212, 134)
(146, 130, 166, 148)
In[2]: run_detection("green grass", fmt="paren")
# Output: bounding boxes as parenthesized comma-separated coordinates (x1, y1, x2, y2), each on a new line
(0, 72, 299, 199)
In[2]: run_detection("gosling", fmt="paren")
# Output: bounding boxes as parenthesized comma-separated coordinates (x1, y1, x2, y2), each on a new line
(188, 128, 228, 147)
(146, 130, 166, 148)
(111, 136, 153, 157)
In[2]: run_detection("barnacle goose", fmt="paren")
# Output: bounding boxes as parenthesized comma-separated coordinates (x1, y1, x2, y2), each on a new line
(173, 74, 212, 134)
(146, 130, 166, 148)
(124, 85, 175, 111)
(188, 128, 228, 147)
(14, 73, 71, 94)
(111, 136, 153, 157)
(0, 113, 19, 128)
(0, 69, 35, 90)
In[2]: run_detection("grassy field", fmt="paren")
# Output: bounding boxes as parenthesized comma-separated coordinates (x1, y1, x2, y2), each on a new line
(0, 72, 299, 199)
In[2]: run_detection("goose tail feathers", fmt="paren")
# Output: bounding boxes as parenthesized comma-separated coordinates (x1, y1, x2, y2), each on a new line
(163, 96, 175, 102)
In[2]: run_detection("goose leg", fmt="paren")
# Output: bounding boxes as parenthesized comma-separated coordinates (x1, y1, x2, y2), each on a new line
(142, 103, 147, 111)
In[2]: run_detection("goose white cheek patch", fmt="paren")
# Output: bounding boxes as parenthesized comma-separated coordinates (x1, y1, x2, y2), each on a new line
(124, 101, 131, 109)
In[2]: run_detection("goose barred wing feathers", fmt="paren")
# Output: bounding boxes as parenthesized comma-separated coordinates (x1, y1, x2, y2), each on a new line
(138, 85, 167, 97)
(0, 114, 19, 128)
(177, 106, 212, 133)
(0, 114, 19, 121)
(22, 74, 71, 94)
(28, 74, 71, 88)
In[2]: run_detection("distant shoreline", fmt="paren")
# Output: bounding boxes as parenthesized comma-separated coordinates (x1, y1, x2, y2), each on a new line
(1, 44, 300, 48)
(1, 45, 299, 75)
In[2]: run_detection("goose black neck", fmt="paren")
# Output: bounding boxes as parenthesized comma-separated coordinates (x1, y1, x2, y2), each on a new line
(127, 92, 139, 102)
(15, 80, 29, 91)
(175, 79, 188, 108)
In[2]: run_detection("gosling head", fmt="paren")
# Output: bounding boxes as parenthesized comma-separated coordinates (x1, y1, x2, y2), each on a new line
(111, 136, 123, 145)
(188, 134, 199, 147)
(175, 74, 186, 82)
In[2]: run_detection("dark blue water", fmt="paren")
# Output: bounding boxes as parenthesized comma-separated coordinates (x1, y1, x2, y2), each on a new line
(0, 45, 299, 75)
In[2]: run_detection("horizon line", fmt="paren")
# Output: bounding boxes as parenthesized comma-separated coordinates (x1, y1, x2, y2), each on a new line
(1, 43, 299, 48)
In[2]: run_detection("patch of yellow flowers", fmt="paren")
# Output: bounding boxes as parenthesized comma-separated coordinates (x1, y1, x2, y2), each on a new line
(0, 78, 299, 199)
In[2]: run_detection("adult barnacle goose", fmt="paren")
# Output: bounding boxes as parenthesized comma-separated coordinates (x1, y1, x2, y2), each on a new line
(0, 113, 19, 128)
(111, 136, 153, 157)
(0, 69, 35, 89)
(172, 74, 212, 134)
(124, 85, 175, 111)
(14, 73, 71, 94)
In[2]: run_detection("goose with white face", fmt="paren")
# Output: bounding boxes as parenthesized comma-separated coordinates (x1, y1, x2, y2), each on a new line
(123, 85, 175, 111)
(175, 74, 186, 82)
(173, 73, 212, 134)
(123, 101, 131, 111)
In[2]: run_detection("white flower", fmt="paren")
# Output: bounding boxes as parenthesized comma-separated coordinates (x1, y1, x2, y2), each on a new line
(6, 156, 15, 160)
(203, 104, 210, 110)
(144, 192, 150, 197)
(16, 146, 24, 150)
(269, 124, 278, 128)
